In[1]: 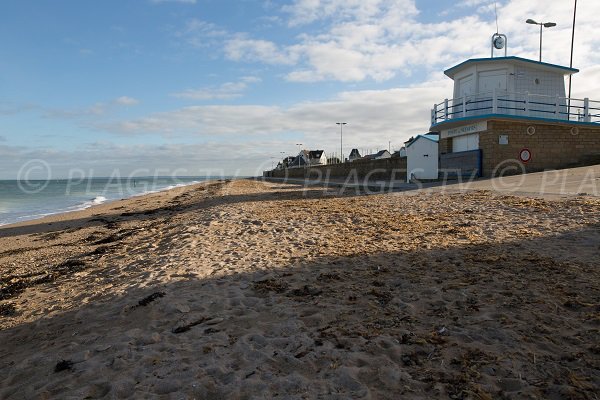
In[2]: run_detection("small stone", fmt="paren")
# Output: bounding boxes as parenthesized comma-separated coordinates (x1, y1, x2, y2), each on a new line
(176, 304, 190, 313)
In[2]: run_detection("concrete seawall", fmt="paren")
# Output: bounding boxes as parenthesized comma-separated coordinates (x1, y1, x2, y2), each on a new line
(265, 157, 408, 181)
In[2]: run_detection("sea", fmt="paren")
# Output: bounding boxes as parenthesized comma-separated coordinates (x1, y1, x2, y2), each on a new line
(0, 176, 216, 227)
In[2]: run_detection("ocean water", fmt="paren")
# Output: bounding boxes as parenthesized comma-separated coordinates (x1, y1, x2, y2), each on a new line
(0, 176, 212, 227)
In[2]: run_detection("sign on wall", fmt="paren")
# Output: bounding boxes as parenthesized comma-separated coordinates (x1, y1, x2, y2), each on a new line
(519, 148, 532, 163)
(440, 121, 488, 139)
(499, 135, 509, 145)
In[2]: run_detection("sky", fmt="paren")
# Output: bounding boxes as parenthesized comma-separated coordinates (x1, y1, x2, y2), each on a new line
(1, 0, 599, 178)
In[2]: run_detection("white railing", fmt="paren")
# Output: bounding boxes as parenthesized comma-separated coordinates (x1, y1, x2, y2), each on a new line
(431, 90, 600, 125)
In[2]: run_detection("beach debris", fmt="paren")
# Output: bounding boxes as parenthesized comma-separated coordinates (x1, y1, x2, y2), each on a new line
(95, 344, 112, 352)
(172, 317, 208, 334)
(369, 289, 393, 306)
(253, 279, 289, 294)
(134, 292, 165, 308)
(0, 303, 17, 316)
(54, 359, 74, 373)
(55, 259, 86, 272)
(289, 285, 323, 297)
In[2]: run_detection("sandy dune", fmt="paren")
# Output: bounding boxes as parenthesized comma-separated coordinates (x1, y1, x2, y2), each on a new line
(1, 179, 599, 399)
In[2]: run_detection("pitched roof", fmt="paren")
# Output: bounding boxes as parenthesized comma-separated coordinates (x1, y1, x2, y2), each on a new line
(405, 134, 439, 148)
(349, 148, 361, 158)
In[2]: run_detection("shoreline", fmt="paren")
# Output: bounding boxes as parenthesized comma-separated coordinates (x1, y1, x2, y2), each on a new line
(1, 179, 599, 398)
(0, 178, 225, 230)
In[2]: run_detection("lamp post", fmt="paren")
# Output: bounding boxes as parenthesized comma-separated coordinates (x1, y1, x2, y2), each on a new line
(295, 143, 303, 168)
(526, 19, 556, 62)
(336, 122, 346, 163)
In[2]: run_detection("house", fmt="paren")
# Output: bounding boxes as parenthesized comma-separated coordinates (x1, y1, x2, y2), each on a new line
(363, 150, 391, 160)
(297, 150, 327, 166)
(348, 148, 362, 162)
(430, 55, 600, 177)
(281, 156, 296, 169)
(406, 133, 439, 181)
(289, 155, 307, 168)
(391, 147, 406, 158)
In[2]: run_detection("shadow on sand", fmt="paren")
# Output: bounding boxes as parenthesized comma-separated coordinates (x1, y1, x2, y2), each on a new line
(0, 221, 598, 399)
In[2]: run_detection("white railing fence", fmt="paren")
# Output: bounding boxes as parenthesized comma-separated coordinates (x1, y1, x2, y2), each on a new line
(431, 90, 600, 125)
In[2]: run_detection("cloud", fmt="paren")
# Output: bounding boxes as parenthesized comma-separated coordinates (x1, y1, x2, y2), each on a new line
(0, 136, 6, 142)
(96, 77, 452, 156)
(43, 96, 140, 120)
(213, 0, 600, 84)
(224, 36, 297, 65)
(175, 19, 228, 48)
(114, 96, 140, 106)
(171, 77, 261, 100)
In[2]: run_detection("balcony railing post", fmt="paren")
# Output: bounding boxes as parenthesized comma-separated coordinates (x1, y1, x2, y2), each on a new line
(524, 92, 529, 116)
(462, 96, 466, 117)
(492, 88, 498, 113)
(555, 95, 560, 117)
(432, 104, 437, 124)
(584, 98, 590, 122)
(444, 99, 449, 120)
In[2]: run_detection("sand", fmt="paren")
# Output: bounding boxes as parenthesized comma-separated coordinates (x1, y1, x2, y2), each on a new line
(0, 179, 599, 399)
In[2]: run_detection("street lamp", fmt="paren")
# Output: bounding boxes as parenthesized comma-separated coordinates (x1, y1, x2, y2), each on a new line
(336, 122, 346, 163)
(526, 19, 556, 62)
(295, 143, 303, 168)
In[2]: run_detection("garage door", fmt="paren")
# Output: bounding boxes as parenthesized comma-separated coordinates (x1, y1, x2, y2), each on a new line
(452, 133, 479, 152)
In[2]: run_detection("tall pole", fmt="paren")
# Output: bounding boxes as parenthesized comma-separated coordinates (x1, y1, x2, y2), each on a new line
(336, 122, 346, 163)
(568, 0, 578, 118)
(296, 143, 302, 168)
(539, 24, 543, 62)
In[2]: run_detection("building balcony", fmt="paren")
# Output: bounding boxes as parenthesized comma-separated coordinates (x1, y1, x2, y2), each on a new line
(431, 90, 600, 128)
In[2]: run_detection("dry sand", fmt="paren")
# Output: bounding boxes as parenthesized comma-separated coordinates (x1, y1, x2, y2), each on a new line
(0, 179, 599, 399)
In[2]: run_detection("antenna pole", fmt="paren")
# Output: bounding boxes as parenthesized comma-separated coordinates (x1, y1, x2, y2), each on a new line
(567, 0, 577, 118)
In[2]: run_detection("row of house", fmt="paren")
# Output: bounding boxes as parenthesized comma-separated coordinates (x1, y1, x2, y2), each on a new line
(275, 148, 398, 169)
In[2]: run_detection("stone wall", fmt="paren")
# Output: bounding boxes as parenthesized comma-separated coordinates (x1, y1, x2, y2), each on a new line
(265, 157, 408, 181)
(439, 119, 600, 177)
(480, 120, 600, 176)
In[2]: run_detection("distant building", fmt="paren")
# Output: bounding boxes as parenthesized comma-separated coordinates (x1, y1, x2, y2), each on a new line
(391, 147, 407, 158)
(281, 156, 296, 168)
(406, 133, 439, 181)
(363, 150, 391, 160)
(348, 148, 362, 162)
(297, 149, 327, 166)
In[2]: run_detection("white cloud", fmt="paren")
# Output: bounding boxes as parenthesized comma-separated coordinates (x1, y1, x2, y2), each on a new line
(224, 36, 297, 65)
(214, 0, 600, 85)
(114, 96, 140, 106)
(171, 77, 261, 100)
(97, 77, 452, 155)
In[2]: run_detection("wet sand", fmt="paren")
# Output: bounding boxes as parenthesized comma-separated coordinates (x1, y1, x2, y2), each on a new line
(1, 179, 599, 399)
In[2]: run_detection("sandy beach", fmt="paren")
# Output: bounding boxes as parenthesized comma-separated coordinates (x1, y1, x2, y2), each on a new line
(1, 178, 599, 399)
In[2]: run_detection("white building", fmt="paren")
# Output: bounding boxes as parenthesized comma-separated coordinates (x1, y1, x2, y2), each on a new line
(405, 134, 439, 181)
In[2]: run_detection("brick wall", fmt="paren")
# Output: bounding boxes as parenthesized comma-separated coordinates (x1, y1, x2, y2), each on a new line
(480, 120, 600, 176)
(266, 157, 408, 181)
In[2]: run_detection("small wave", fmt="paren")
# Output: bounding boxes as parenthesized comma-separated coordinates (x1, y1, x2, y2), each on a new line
(91, 196, 107, 205)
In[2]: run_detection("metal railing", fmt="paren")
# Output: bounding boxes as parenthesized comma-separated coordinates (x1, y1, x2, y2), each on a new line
(431, 90, 600, 125)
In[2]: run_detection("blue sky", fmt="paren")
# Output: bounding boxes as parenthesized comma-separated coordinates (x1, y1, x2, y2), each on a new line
(1, 0, 598, 178)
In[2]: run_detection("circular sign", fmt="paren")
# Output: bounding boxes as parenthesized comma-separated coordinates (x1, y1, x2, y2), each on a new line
(519, 148, 532, 163)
